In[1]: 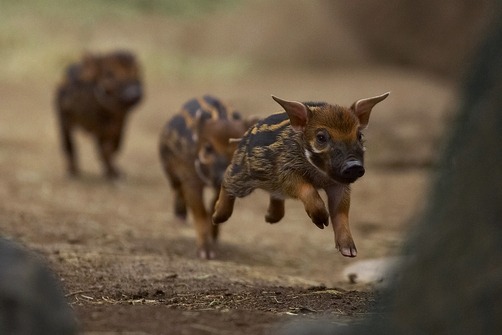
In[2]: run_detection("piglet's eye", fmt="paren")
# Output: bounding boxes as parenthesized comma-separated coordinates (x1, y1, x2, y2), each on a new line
(357, 131, 364, 142)
(316, 132, 328, 145)
(203, 143, 214, 154)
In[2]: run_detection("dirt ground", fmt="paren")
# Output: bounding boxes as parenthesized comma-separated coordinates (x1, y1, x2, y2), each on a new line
(0, 66, 454, 334)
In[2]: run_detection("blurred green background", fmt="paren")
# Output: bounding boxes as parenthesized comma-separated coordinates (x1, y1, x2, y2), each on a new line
(0, 0, 495, 84)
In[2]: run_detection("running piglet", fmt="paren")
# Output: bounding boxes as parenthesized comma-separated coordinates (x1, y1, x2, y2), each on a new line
(213, 93, 389, 257)
(159, 95, 255, 259)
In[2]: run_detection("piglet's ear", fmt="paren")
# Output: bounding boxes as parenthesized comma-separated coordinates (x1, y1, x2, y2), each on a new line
(80, 53, 100, 82)
(351, 92, 390, 129)
(272, 95, 309, 132)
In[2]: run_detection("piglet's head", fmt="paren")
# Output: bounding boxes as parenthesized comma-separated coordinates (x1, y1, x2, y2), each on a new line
(194, 111, 250, 187)
(90, 51, 143, 112)
(272, 92, 389, 184)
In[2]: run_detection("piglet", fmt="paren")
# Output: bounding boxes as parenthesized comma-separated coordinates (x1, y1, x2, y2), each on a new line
(213, 93, 389, 257)
(55, 50, 143, 179)
(159, 95, 255, 259)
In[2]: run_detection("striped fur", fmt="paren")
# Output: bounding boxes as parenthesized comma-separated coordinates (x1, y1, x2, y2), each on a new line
(159, 95, 253, 259)
(213, 93, 389, 258)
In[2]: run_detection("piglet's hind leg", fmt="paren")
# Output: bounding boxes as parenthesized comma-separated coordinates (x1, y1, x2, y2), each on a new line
(265, 196, 285, 223)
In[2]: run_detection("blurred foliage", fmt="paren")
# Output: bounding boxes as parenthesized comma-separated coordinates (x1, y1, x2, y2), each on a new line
(102, 0, 241, 16)
(0, 0, 493, 83)
(1, 0, 240, 18)
(0, 0, 245, 82)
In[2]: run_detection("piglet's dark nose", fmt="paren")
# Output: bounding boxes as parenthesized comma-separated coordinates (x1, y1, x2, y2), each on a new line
(121, 84, 142, 104)
(341, 160, 365, 179)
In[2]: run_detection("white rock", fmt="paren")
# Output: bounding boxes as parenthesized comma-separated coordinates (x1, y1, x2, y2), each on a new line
(342, 256, 404, 286)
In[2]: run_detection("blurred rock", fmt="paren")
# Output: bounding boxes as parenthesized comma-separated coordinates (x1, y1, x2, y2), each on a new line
(0, 238, 76, 335)
(331, 0, 496, 78)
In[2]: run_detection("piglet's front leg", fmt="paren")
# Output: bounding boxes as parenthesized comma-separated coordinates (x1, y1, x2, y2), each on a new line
(292, 182, 329, 229)
(326, 185, 357, 257)
(96, 137, 121, 179)
(212, 186, 236, 225)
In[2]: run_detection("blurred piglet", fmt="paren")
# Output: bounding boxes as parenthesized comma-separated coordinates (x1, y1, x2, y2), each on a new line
(55, 50, 143, 179)
(159, 95, 256, 259)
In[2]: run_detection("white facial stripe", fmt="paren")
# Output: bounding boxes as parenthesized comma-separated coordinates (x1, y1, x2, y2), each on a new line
(309, 144, 324, 154)
(194, 159, 212, 186)
(304, 149, 327, 176)
(309, 139, 330, 154)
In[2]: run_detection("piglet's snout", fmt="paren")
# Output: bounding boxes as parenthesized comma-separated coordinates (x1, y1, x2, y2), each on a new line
(341, 160, 365, 180)
(121, 83, 142, 104)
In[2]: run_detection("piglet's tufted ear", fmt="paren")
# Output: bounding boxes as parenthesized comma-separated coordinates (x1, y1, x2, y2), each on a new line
(272, 95, 310, 132)
(351, 92, 390, 129)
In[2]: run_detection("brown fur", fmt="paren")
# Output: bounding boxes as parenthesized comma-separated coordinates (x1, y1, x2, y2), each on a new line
(213, 93, 389, 257)
(55, 50, 143, 179)
(159, 95, 255, 259)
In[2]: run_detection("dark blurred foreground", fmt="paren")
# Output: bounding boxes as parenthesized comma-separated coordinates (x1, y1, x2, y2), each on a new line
(280, 3, 502, 335)
(0, 239, 76, 335)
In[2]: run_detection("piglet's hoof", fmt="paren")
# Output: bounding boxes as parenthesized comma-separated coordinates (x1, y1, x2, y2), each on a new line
(197, 246, 215, 260)
(265, 212, 283, 224)
(309, 209, 329, 229)
(212, 211, 230, 225)
(105, 168, 122, 180)
(338, 245, 357, 258)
